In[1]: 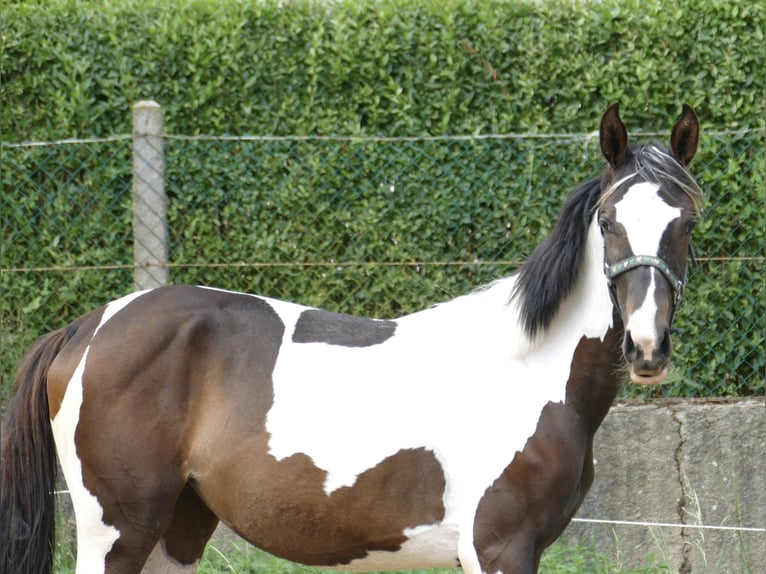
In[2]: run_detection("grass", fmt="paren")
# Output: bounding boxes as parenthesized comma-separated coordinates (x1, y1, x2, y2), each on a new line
(53, 534, 672, 573)
(192, 541, 671, 574)
(48, 477, 756, 574)
(144, 470, 757, 574)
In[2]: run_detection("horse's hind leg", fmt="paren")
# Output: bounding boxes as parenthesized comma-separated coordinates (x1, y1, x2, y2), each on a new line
(63, 444, 218, 570)
(141, 484, 219, 573)
(74, 481, 217, 574)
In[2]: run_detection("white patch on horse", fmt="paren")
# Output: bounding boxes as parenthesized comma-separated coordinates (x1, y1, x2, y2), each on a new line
(615, 182, 680, 347)
(264, 215, 613, 571)
(615, 181, 680, 256)
(51, 290, 151, 574)
(625, 272, 660, 356)
(334, 524, 460, 571)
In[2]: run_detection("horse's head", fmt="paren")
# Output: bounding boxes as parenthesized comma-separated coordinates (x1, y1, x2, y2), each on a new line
(597, 103, 702, 385)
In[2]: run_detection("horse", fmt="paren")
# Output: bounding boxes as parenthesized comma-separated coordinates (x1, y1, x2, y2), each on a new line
(1, 103, 702, 574)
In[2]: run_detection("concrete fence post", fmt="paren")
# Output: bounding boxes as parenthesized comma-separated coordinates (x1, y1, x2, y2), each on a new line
(132, 100, 168, 290)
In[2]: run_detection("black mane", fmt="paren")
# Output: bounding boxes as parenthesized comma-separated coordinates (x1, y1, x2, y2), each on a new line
(512, 177, 604, 338)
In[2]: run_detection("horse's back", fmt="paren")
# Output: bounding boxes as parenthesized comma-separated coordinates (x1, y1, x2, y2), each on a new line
(48, 285, 283, 423)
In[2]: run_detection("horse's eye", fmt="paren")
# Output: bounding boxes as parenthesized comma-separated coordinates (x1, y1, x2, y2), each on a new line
(599, 217, 611, 235)
(684, 219, 698, 234)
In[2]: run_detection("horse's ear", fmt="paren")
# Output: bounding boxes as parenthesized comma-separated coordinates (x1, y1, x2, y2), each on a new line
(670, 104, 700, 167)
(599, 102, 628, 169)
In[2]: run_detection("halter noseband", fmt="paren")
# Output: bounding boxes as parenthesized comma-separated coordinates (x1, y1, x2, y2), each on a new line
(603, 253, 689, 326)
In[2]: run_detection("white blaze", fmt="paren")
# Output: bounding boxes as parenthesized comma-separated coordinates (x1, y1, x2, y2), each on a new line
(625, 273, 659, 356)
(614, 182, 680, 350)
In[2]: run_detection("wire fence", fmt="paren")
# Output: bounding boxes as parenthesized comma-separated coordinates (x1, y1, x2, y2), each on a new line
(1, 111, 764, 397)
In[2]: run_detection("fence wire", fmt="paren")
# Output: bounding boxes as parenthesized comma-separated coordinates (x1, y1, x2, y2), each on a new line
(1, 130, 763, 397)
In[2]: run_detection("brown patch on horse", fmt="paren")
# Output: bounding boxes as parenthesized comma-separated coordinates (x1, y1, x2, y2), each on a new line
(472, 401, 591, 572)
(564, 322, 625, 434)
(161, 484, 219, 565)
(64, 287, 285, 568)
(472, 327, 624, 572)
(199, 441, 447, 566)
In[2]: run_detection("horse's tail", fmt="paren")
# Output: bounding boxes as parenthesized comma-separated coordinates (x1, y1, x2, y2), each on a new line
(1, 326, 77, 574)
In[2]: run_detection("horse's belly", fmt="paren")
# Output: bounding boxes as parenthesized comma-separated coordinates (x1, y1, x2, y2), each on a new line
(323, 523, 460, 572)
(198, 442, 457, 570)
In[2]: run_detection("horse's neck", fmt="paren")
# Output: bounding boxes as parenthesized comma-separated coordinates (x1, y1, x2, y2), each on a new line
(557, 218, 625, 433)
(550, 215, 615, 342)
(506, 217, 625, 434)
(404, 218, 617, 359)
(565, 312, 625, 436)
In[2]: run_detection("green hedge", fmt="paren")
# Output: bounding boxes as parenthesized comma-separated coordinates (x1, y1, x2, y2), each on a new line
(2, 0, 763, 138)
(1, 0, 764, 405)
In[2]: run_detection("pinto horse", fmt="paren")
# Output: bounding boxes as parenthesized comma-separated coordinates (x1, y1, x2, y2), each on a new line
(1, 104, 702, 574)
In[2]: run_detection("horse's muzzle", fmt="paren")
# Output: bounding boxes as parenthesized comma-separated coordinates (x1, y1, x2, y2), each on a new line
(623, 328, 672, 385)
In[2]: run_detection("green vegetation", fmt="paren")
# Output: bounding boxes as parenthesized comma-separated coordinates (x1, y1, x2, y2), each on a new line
(2, 0, 763, 138)
(193, 541, 671, 573)
(52, 535, 672, 573)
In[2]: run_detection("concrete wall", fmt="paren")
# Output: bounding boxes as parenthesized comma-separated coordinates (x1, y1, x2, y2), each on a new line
(563, 398, 765, 573)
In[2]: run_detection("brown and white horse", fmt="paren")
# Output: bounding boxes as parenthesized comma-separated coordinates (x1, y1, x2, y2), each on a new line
(1, 104, 701, 574)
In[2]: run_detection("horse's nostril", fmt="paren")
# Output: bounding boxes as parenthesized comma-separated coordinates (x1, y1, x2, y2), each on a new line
(623, 330, 638, 361)
(659, 329, 672, 358)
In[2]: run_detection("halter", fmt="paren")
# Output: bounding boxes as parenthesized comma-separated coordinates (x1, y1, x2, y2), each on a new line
(603, 250, 691, 327)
